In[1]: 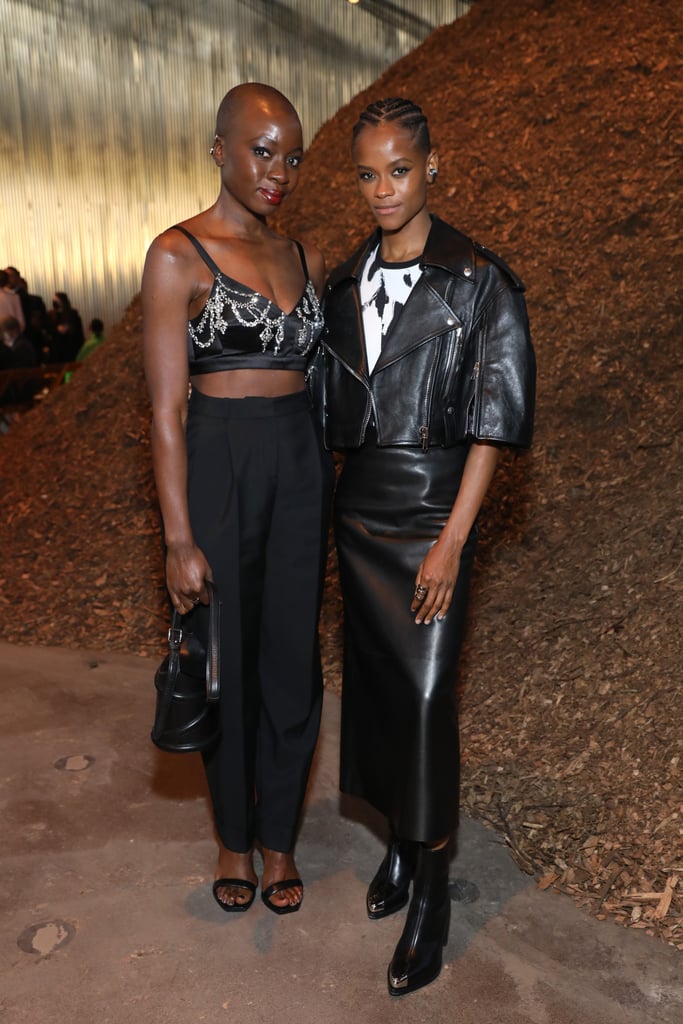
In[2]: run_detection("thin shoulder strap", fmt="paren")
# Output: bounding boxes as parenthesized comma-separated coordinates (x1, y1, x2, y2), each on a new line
(171, 225, 222, 277)
(294, 239, 309, 281)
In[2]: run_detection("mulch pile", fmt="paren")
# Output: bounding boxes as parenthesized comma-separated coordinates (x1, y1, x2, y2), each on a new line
(1, 0, 681, 947)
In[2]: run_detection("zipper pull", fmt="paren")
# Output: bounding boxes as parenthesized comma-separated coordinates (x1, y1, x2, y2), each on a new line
(466, 361, 481, 434)
(419, 425, 429, 451)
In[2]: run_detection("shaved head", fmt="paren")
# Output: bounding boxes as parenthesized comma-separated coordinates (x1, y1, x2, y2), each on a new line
(215, 83, 300, 139)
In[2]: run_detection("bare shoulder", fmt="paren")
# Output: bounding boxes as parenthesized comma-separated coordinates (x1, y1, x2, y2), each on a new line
(146, 224, 191, 266)
(142, 224, 202, 317)
(142, 224, 204, 297)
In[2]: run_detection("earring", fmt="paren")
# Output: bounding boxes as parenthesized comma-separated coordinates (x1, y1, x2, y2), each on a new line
(209, 146, 215, 156)
(429, 168, 437, 182)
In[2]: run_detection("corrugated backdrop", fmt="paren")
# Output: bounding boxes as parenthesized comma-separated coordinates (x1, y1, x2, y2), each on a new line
(1, 0, 472, 331)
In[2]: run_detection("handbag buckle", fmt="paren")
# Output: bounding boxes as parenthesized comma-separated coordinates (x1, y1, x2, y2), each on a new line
(167, 626, 183, 646)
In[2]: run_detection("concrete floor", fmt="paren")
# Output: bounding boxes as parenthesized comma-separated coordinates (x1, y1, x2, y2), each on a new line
(1, 641, 681, 1024)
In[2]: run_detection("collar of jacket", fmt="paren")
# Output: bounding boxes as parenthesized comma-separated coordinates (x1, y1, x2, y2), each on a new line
(326, 213, 478, 290)
(324, 214, 476, 379)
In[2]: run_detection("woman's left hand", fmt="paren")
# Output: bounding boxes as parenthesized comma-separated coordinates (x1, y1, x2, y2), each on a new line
(411, 442, 500, 625)
(411, 535, 463, 625)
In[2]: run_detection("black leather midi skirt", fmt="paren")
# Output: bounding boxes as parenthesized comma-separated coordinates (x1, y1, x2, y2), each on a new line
(334, 441, 476, 843)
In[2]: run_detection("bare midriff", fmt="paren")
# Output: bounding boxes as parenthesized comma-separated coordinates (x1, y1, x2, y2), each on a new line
(191, 368, 306, 398)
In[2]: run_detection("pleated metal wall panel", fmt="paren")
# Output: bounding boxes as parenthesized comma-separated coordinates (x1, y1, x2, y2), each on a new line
(1, 0, 472, 332)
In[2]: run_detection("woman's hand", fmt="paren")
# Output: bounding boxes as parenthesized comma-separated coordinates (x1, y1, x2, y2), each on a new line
(410, 441, 500, 625)
(165, 541, 213, 616)
(411, 534, 463, 625)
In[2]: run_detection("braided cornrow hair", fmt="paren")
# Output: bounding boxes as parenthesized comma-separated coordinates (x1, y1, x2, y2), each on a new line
(351, 98, 431, 154)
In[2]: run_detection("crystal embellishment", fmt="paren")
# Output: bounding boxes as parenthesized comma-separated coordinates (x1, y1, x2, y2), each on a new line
(189, 276, 323, 357)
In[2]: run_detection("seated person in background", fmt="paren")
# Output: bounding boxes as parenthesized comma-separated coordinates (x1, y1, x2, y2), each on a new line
(47, 291, 84, 362)
(76, 317, 105, 360)
(7, 269, 49, 362)
(4, 266, 44, 323)
(0, 316, 35, 369)
(23, 294, 52, 364)
(0, 270, 25, 333)
(0, 315, 37, 405)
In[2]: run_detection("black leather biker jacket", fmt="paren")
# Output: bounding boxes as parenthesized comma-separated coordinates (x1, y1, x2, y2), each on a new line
(319, 215, 536, 451)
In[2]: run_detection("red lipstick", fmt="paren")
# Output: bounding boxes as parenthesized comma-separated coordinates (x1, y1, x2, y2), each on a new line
(260, 188, 284, 206)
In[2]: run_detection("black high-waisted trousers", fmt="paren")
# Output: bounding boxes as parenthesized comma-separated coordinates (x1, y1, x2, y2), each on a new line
(185, 388, 333, 853)
(334, 441, 476, 844)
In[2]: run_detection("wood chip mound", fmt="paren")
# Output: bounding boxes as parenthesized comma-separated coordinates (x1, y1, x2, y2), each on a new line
(1, 0, 680, 947)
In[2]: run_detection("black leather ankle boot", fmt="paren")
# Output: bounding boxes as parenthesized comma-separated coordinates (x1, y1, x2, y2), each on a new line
(387, 842, 450, 997)
(367, 837, 417, 919)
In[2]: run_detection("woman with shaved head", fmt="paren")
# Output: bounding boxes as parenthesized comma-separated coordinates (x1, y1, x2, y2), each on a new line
(143, 84, 332, 915)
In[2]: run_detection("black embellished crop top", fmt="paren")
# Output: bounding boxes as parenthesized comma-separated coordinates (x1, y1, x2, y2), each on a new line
(173, 225, 324, 375)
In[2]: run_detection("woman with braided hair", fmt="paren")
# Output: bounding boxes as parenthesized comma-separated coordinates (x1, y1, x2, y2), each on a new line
(322, 98, 535, 995)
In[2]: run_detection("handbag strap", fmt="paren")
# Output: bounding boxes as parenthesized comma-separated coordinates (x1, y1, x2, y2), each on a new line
(164, 579, 220, 701)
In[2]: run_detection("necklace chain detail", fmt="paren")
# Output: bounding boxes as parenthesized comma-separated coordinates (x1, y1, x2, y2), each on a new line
(190, 276, 323, 355)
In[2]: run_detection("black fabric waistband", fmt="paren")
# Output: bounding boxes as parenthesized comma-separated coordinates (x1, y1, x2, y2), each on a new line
(188, 387, 311, 419)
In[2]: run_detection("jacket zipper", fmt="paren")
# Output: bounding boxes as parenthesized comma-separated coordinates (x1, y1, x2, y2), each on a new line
(442, 326, 464, 397)
(418, 343, 441, 451)
(466, 360, 481, 434)
(347, 286, 374, 445)
(361, 394, 375, 443)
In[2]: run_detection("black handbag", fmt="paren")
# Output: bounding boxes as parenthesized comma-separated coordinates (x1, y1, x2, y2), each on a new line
(151, 579, 221, 753)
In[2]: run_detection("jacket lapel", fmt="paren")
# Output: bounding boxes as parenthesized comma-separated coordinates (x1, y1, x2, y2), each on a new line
(324, 281, 369, 380)
(324, 217, 473, 378)
(373, 273, 462, 372)
(324, 232, 379, 381)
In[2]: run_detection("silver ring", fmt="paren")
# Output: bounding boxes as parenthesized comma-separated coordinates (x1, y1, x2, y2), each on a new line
(191, 596, 200, 605)
(415, 584, 428, 598)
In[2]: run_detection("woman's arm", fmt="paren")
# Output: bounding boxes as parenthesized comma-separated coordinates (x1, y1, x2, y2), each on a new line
(412, 441, 499, 625)
(142, 233, 212, 614)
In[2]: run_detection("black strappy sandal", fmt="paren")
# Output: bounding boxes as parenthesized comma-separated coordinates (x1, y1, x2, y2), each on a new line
(261, 878, 304, 915)
(212, 877, 257, 913)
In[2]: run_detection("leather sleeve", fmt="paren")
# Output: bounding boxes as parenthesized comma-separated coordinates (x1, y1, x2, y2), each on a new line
(470, 279, 536, 448)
